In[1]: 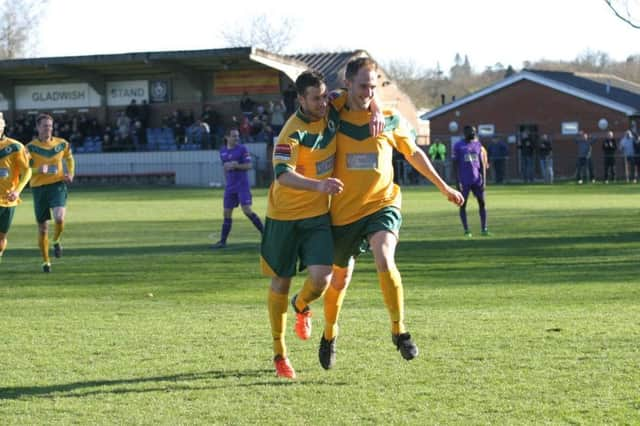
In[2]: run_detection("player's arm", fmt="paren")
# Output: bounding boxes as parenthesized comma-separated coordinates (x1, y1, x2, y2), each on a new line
(330, 89, 384, 136)
(6, 151, 32, 202)
(277, 169, 343, 195)
(234, 150, 253, 170)
(64, 152, 75, 183)
(480, 147, 488, 189)
(405, 148, 463, 206)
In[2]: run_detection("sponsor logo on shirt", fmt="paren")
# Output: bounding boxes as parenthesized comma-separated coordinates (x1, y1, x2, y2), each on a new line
(346, 153, 378, 170)
(0, 168, 9, 178)
(47, 165, 58, 174)
(315, 155, 334, 176)
(274, 144, 292, 161)
(464, 152, 479, 162)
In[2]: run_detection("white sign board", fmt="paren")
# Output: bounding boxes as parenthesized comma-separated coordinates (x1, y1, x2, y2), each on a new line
(15, 83, 100, 109)
(106, 80, 148, 106)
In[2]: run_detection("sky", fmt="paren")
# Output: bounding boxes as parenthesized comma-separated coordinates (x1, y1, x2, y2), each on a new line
(36, 0, 640, 73)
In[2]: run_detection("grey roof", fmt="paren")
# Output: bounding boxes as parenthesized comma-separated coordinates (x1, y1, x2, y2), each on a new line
(525, 69, 640, 110)
(421, 69, 640, 120)
(288, 50, 370, 90)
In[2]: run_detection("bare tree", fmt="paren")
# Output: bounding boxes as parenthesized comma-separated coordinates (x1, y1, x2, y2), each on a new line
(605, 0, 640, 29)
(220, 14, 294, 53)
(0, 0, 48, 59)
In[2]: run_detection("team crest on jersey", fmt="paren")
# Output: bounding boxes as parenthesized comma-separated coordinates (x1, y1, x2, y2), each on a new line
(274, 144, 292, 161)
(327, 120, 336, 132)
(54, 144, 65, 153)
(4, 146, 12, 154)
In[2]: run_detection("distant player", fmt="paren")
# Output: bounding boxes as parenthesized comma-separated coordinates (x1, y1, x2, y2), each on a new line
(0, 112, 32, 263)
(319, 58, 464, 370)
(452, 125, 489, 237)
(27, 113, 75, 273)
(211, 128, 263, 249)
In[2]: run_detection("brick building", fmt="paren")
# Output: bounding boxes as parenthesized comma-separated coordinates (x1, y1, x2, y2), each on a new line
(421, 69, 640, 181)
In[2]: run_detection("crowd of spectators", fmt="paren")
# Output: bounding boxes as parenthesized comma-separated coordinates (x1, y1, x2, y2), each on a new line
(3, 95, 294, 153)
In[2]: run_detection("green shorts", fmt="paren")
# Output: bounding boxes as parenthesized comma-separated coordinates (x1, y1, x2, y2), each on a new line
(32, 181, 68, 223)
(260, 213, 334, 277)
(0, 206, 16, 234)
(332, 206, 402, 267)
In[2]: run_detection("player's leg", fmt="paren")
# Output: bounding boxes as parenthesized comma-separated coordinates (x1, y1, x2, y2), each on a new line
(0, 206, 15, 262)
(319, 260, 354, 369)
(212, 192, 236, 248)
(240, 201, 263, 234)
(471, 185, 488, 235)
(458, 184, 472, 236)
(33, 186, 52, 272)
(38, 221, 50, 272)
(290, 215, 334, 340)
(369, 229, 418, 361)
(269, 276, 296, 379)
(52, 206, 66, 258)
(261, 217, 300, 379)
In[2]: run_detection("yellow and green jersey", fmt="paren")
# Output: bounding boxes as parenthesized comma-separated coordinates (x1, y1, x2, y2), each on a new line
(266, 104, 342, 221)
(26, 137, 74, 188)
(0, 136, 30, 207)
(330, 108, 418, 226)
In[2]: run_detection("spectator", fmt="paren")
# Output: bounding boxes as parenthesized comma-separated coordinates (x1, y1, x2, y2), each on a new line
(116, 111, 131, 140)
(269, 99, 286, 135)
(282, 83, 297, 116)
(428, 138, 447, 182)
(139, 100, 150, 129)
(575, 131, 596, 184)
(240, 92, 255, 118)
(538, 134, 553, 184)
(619, 130, 636, 183)
(487, 137, 508, 184)
(518, 130, 535, 183)
(125, 99, 140, 121)
(602, 130, 617, 183)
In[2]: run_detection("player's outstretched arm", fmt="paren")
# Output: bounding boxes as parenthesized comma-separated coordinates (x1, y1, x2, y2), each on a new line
(278, 170, 344, 194)
(406, 148, 464, 206)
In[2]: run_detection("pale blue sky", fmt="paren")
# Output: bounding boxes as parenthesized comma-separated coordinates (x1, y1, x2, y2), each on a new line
(37, 0, 639, 72)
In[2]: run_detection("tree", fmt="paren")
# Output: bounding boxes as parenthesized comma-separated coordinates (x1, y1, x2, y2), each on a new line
(0, 0, 48, 59)
(219, 14, 295, 53)
(605, 0, 640, 29)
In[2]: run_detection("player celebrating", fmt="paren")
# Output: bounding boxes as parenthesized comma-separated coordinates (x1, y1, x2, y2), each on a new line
(319, 58, 464, 370)
(27, 114, 75, 273)
(211, 127, 263, 249)
(0, 112, 32, 263)
(261, 70, 383, 379)
(452, 125, 489, 237)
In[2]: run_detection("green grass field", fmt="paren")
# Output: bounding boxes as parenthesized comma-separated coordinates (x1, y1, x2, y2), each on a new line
(1, 184, 638, 425)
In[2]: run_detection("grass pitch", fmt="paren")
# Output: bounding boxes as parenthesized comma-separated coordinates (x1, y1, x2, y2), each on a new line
(0, 184, 638, 425)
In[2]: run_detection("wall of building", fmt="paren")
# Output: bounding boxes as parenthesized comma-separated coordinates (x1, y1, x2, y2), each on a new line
(428, 80, 631, 180)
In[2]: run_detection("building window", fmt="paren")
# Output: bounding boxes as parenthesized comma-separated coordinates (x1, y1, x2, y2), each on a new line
(562, 121, 579, 135)
(478, 124, 495, 136)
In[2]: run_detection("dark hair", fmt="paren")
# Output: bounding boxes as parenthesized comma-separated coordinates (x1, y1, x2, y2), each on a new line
(345, 57, 378, 81)
(295, 70, 325, 96)
(36, 113, 53, 125)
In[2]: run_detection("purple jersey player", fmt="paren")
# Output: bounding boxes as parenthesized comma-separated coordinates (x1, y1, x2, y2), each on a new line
(211, 128, 263, 249)
(452, 125, 489, 237)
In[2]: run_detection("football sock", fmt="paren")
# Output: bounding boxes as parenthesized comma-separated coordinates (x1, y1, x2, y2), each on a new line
(53, 221, 64, 243)
(323, 284, 347, 340)
(247, 212, 264, 233)
(38, 232, 50, 263)
(0, 237, 6, 259)
(220, 218, 232, 243)
(295, 278, 323, 312)
(378, 268, 406, 335)
(478, 199, 487, 230)
(268, 289, 289, 357)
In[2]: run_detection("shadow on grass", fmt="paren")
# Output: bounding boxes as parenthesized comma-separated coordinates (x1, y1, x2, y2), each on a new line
(0, 368, 340, 399)
(4, 242, 261, 258)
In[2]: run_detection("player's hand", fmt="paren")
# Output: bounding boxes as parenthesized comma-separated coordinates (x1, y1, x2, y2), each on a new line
(6, 190, 18, 202)
(369, 110, 385, 137)
(443, 186, 464, 206)
(317, 177, 344, 194)
(64, 174, 74, 184)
